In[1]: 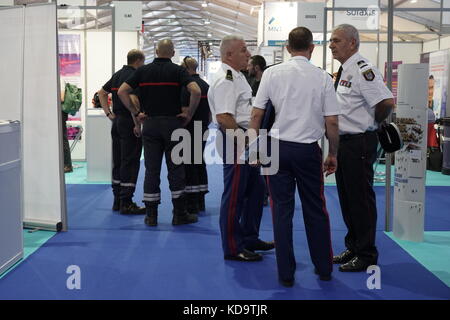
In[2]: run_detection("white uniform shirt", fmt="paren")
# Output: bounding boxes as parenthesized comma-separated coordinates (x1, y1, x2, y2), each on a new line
(336, 52, 394, 135)
(207, 63, 253, 129)
(253, 56, 341, 143)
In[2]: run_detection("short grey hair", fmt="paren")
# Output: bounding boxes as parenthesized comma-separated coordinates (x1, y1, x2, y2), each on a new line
(220, 35, 244, 58)
(333, 24, 360, 49)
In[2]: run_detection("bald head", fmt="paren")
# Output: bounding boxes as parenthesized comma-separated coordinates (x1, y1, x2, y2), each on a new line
(156, 39, 175, 58)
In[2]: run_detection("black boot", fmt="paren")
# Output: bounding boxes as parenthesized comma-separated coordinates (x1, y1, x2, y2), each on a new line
(144, 204, 158, 226)
(172, 196, 198, 226)
(120, 200, 146, 215)
(112, 197, 120, 211)
(198, 193, 205, 212)
(186, 193, 199, 215)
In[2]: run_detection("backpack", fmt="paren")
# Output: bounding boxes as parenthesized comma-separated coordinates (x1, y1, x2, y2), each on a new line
(62, 83, 82, 115)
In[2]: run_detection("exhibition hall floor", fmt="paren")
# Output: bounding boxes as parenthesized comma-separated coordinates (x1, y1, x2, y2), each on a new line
(1, 163, 450, 300)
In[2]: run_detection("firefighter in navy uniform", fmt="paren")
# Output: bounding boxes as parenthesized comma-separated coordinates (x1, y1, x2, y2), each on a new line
(118, 39, 201, 226)
(98, 49, 145, 215)
(180, 56, 211, 215)
(330, 24, 395, 272)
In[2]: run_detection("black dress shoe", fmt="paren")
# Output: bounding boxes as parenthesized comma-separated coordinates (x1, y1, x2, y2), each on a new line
(224, 249, 263, 262)
(339, 257, 371, 272)
(314, 268, 332, 281)
(245, 240, 275, 252)
(279, 278, 294, 287)
(333, 249, 355, 264)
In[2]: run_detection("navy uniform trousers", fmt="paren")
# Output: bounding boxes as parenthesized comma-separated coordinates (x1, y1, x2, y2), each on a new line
(111, 115, 142, 203)
(142, 116, 186, 207)
(185, 121, 209, 197)
(219, 133, 265, 256)
(267, 140, 333, 281)
(335, 131, 379, 264)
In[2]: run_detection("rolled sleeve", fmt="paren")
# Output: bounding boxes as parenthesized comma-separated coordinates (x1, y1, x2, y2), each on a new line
(359, 68, 394, 108)
(102, 78, 112, 93)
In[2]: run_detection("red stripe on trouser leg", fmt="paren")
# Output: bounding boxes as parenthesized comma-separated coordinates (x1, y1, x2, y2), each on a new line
(317, 145, 333, 264)
(227, 164, 241, 255)
(265, 174, 276, 248)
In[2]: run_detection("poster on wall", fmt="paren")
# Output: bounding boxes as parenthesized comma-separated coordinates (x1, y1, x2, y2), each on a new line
(58, 33, 82, 121)
(421, 50, 449, 119)
(384, 61, 402, 104)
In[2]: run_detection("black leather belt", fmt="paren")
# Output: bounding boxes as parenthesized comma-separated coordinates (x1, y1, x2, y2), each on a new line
(340, 131, 376, 141)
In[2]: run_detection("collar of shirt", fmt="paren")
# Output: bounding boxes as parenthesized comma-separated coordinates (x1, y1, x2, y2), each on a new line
(153, 57, 172, 63)
(290, 55, 310, 63)
(342, 52, 363, 71)
(221, 62, 244, 80)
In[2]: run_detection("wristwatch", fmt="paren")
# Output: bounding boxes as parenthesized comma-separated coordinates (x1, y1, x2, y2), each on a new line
(106, 112, 112, 117)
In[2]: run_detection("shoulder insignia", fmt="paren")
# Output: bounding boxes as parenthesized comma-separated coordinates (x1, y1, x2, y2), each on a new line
(362, 69, 375, 81)
(226, 70, 233, 81)
(357, 60, 368, 69)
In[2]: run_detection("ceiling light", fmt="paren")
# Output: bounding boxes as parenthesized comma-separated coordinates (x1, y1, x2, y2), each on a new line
(202, 2, 208, 7)
(207, 33, 212, 37)
(410, 0, 417, 3)
(204, 19, 211, 25)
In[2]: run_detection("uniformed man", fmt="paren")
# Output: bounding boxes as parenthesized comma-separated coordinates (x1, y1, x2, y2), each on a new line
(118, 39, 201, 226)
(98, 49, 145, 215)
(208, 35, 274, 262)
(180, 57, 211, 215)
(250, 27, 340, 287)
(329, 24, 395, 271)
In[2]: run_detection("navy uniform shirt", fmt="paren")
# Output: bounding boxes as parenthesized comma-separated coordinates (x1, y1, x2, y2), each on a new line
(102, 65, 139, 117)
(125, 58, 192, 117)
(180, 74, 210, 123)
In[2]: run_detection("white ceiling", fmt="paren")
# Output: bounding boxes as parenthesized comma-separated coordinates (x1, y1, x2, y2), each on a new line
(16, 0, 450, 59)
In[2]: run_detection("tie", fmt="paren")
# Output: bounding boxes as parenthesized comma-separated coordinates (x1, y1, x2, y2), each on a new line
(334, 66, 343, 91)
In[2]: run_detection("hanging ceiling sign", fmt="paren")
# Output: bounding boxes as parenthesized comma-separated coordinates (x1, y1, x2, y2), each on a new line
(298, 2, 326, 33)
(113, 1, 142, 32)
(334, 0, 380, 31)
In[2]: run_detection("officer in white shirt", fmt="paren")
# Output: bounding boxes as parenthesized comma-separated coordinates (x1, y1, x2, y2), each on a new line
(329, 24, 395, 272)
(250, 27, 341, 287)
(208, 35, 275, 262)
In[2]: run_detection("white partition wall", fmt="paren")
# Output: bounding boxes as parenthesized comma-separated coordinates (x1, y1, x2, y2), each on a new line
(0, 122, 23, 275)
(0, 6, 24, 122)
(22, 3, 67, 231)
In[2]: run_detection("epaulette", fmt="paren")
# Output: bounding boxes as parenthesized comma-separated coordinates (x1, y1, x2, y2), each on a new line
(357, 60, 369, 69)
(226, 70, 233, 81)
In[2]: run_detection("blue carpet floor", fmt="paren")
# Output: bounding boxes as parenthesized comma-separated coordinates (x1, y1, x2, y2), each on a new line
(1, 163, 449, 299)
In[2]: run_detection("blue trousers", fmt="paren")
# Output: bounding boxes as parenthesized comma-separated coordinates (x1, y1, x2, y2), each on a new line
(267, 141, 333, 280)
(220, 162, 265, 256)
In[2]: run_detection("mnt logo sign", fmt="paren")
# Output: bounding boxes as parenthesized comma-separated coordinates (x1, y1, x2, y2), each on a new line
(268, 17, 281, 32)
